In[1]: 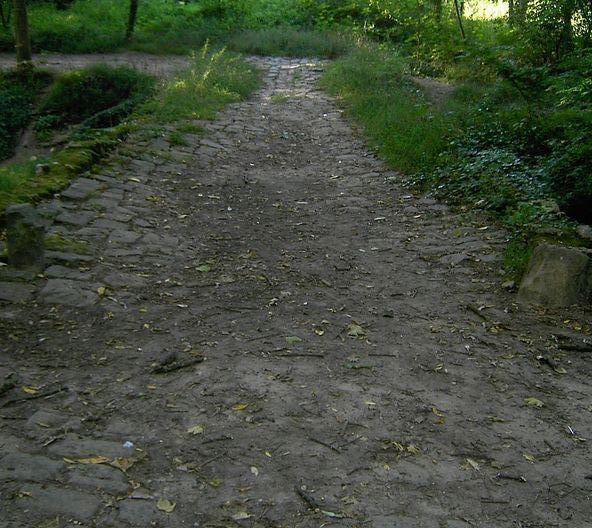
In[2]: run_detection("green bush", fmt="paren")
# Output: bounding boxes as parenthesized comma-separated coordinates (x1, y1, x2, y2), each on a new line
(38, 64, 154, 130)
(0, 70, 53, 161)
(141, 47, 260, 122)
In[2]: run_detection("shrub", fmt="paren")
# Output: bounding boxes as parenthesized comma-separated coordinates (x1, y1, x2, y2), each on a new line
(38, 64, 154, 130)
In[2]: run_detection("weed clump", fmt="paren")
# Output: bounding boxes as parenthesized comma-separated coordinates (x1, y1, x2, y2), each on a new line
(37, 64, 155, 134)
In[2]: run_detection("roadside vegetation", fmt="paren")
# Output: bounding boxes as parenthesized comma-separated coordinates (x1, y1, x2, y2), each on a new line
(0, 0, 590, 278)
(0, 48, 259, 215)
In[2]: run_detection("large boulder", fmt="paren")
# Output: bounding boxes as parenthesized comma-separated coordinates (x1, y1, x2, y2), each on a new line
(518, 243, 592, 307)
(5, 203, 46, 270)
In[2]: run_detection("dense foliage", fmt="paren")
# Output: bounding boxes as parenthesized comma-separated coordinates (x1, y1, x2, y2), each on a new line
(0, 69, 51, 161)
(36, 64, 154, 133)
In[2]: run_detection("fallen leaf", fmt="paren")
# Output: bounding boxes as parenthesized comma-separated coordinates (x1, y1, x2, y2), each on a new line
(525, 397, 544, 408)
(97, 286, 106, 296)
(232, 403, 249, 411)
(110, 457, 135, 472)
(209, 478, 223, 488)
(431, 406, 444, 417)
(22, 386, 40, 395)
(462, 458, 480, 471)
(285, 336, 303, 345)
(523, 453, 536, 463)
(196, 264, 211, 273)
(66, 456, 111, 465)
(321, 510, 343, 518)
(187, 425, 204, 435)
(347, 323, 366, 338)
(156, 497, 176, 513)
(314, 328, 325, 336)
(265, 451, 272, 458)
(250, 466, 259, 477)
(232, 512, 251, 520)
(14, 490, 32, 498)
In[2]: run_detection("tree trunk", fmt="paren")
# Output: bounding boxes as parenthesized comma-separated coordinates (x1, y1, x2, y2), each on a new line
(453, 0, 466, 39)
(126, 0, 138, 41)
(12, 0, 32, 69)
(508, 0, 515, 24)
(516, 0, 528, 23)
(559, 0, 576, 56)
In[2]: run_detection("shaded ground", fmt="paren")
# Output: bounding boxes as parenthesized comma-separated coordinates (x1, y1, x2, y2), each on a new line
(1, 57, 591, 528)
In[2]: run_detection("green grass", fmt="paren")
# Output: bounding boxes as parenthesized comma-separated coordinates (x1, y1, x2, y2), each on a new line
(322, 43, 589, 279)
(0, 47, 260, 218)
(0, 0, 350, 58)
(140, 47, 260, 122)
(321, 46, 463, 174)
(227, 28, 354, 58)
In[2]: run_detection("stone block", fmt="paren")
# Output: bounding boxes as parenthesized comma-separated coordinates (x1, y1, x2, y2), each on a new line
(518, 243, 592, 307)
(39, 279, 97, 307)
(14, 483, 101, 520)
(5, 204, 45, 270)
(0, 453, 64, 482)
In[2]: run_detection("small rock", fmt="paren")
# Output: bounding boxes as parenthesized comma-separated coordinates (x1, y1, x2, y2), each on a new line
(577, 224, 592, 242)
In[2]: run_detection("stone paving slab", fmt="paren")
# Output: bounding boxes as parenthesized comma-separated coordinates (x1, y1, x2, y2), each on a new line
(39, 278, 98, 307)
(60, 177, 102, 201)
(0, 282, 35, 302)
(0, 453, 64, 482)
(9, 483, 101, 520)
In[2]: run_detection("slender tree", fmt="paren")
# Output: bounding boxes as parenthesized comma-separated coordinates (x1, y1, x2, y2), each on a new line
(12, 0, 32, 70)
(453, 0, 466, 39)
(126, 0, 138, 41)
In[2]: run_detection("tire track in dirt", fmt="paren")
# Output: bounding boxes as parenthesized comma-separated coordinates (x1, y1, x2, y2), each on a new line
(1, 56, 591, 528)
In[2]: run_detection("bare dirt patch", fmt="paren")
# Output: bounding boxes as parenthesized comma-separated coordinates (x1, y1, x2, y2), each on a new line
(0, 57, 591, 528)
(409, 75, 456, 106)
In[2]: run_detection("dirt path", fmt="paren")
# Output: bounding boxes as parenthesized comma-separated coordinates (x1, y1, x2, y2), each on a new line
(1, 57, 591, 528)
(0, 51, 192, 75)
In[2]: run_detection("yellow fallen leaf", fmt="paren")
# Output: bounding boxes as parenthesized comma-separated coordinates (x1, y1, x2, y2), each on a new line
(523, 453, 535, 463)
(15, 490, 32, 498)
(187, 425, 204, 435)
(22, 386, 40, 395)
(264, 451, 272, 458)
(209, 478, 223, 488)
(431, 406, 444, 417)
(156, 497, 176, 513)
(72, 456, 111, 465)
(462, 458, 480, 471)
(97, 286, 106, 296)
(110, 457, 135, 472)
(232, 512, 251, 521)
(314, 328, 325, 336)
(232, 403, 249, 411)
(347, 323, 366, 338)
(250, 466, 259, 477)
(524, 397, 544, 408)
